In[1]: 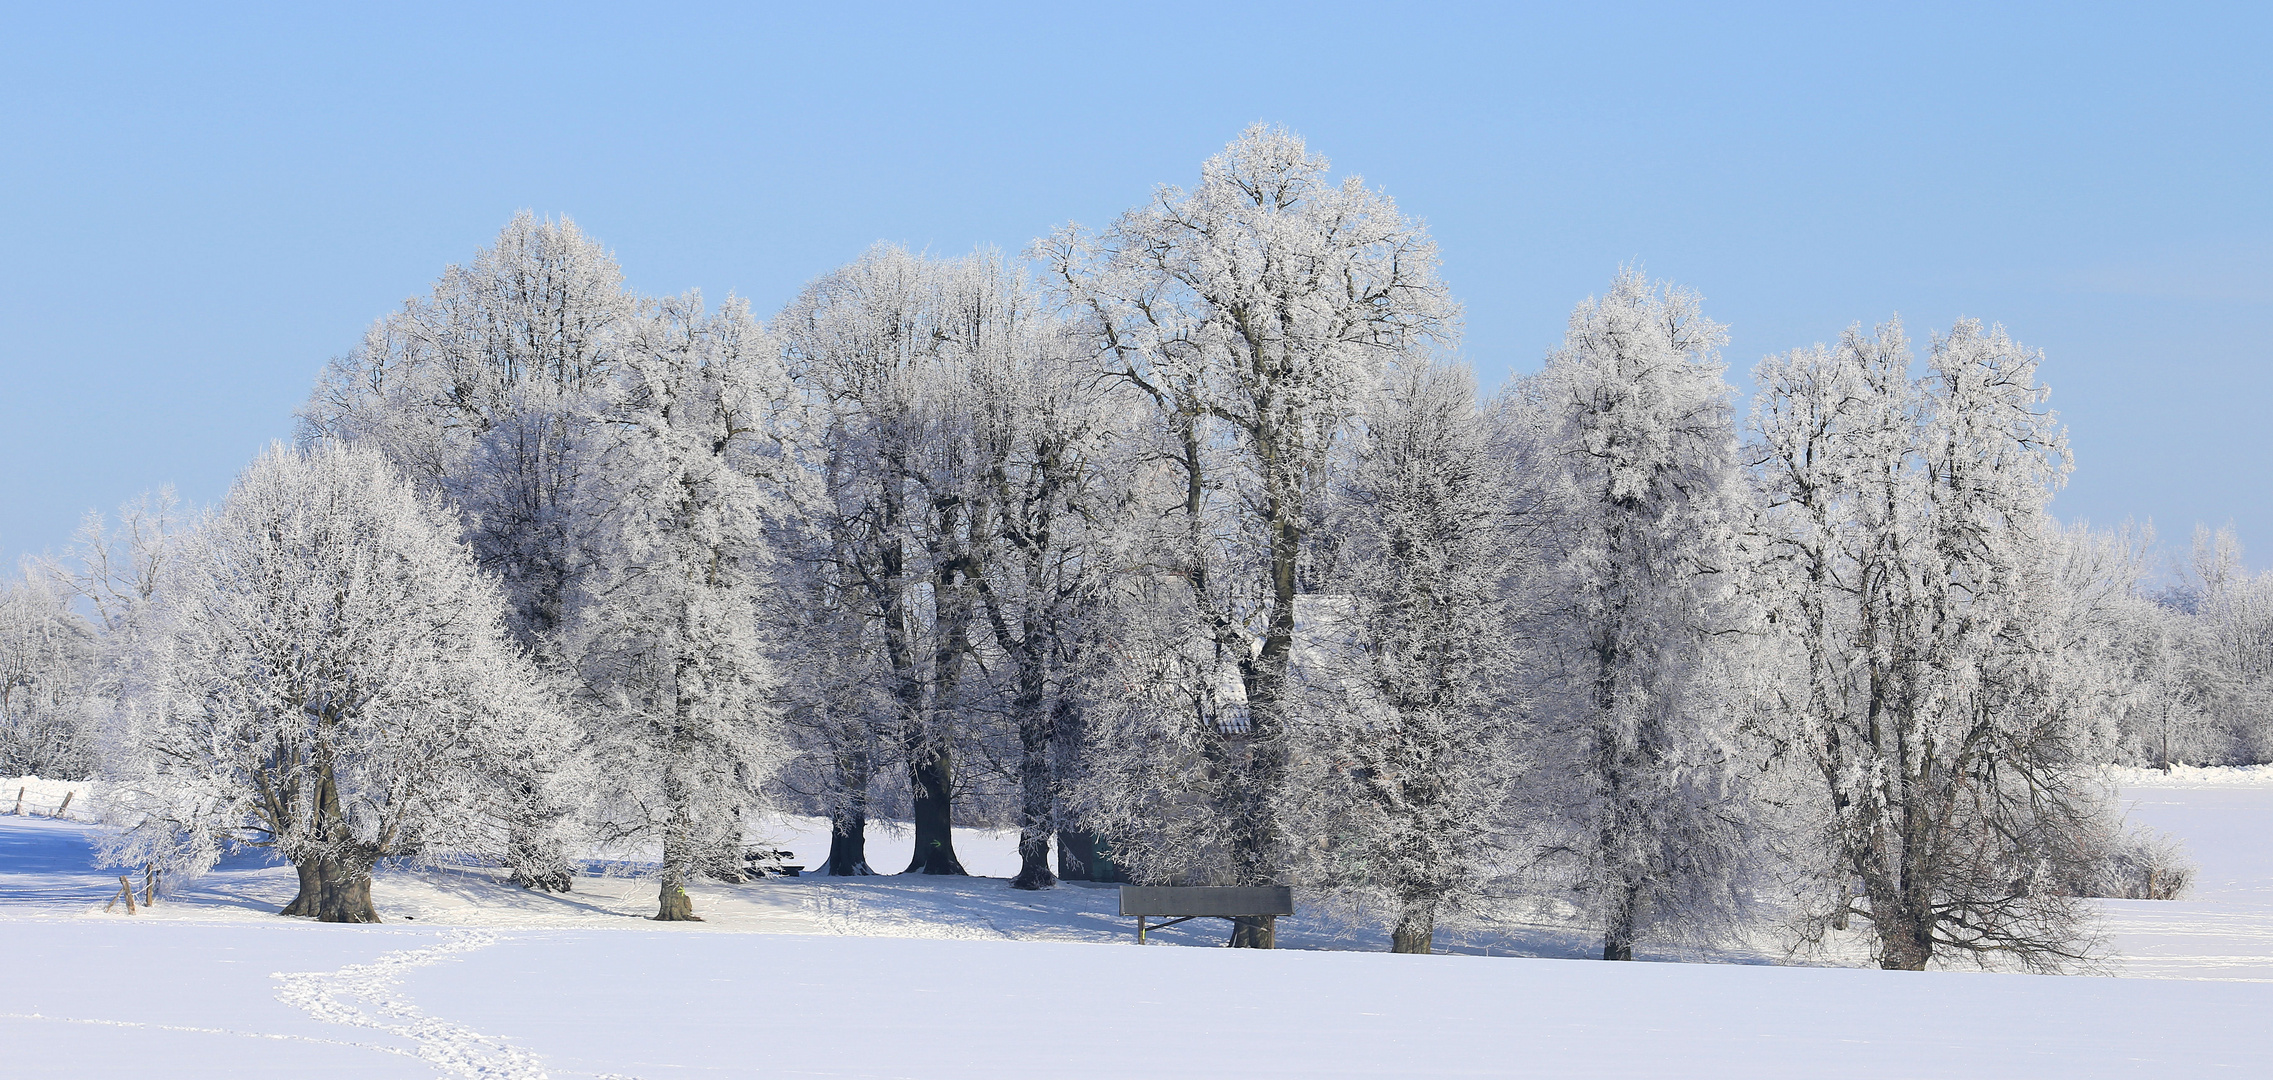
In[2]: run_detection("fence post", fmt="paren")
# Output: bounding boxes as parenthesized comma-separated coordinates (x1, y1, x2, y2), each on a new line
(143, 864, 159, 907)
(53, 790, 74, 819)
(11, 786, 21, 815)
(105, 876, 137, 915)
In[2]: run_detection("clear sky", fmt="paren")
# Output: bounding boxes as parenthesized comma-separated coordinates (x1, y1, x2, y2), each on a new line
(3, 2, 2267, 574)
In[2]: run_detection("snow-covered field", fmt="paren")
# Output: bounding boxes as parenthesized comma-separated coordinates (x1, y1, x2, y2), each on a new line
(4, 776, 2271, 1078)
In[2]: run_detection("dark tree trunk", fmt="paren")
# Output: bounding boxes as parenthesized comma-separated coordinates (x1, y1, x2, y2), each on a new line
(292, 765, 381, 922)
(1056, 828, 1120, 882)
(1602, 880, 1637, 961)
(314, 859, 381, 923)
(1392, 897, 1436, 955)
(1009, 644, 1056, 891)
(826, 809, 875, 876)
(1010, 828, 1056, 891)
(284, 856, 381, 923)
(1217, 493, 1298, 950)
(823, 733, 876, 875)
(280, 859, 322, 917)
(1875, 894, 1933, 970)
(903, 742, 967, 875)
(655, 820, 703, 922)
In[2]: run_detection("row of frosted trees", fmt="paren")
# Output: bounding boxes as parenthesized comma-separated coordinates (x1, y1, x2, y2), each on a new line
(4, 126, 2225, 968)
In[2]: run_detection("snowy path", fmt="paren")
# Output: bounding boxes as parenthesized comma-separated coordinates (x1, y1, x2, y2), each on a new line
(272, 929, 548, 1079)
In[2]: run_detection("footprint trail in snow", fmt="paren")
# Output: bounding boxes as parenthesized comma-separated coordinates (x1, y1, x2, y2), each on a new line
(272, 928, 550, 1079)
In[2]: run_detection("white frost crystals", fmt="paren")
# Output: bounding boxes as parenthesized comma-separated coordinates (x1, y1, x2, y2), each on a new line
(101, 442, 576, 924)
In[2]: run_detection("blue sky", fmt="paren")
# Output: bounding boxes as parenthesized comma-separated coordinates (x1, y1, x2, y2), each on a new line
(3, 2, 2267, 573)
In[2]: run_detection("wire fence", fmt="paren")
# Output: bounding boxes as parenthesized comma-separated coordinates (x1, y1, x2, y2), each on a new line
(3, 783, 97, 823)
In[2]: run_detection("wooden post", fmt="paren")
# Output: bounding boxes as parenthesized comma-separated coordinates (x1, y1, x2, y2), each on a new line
(1137, 916, 1147, 945)
(105, 877, 137, 914)
(11, 786, 21, 815)
(53, 790, 73, 819)
(144, 864, 159, 907)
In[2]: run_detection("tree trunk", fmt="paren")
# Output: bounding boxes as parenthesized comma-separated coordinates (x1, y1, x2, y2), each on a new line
(1602, 879, 1637, 961)
(294, 763, 382, 922)
(1011, 827, 1056, 891)
(655, 732, 704, 921)
(284, 856, 381, 922)
(280, 859, 322, 917)
(903, 741, 967, 875)
(825, 808, 875, 876)
(656, 879, 700, 921)
(1056, 828, 1120, 882)
(1010, 657, 1056, 891)
(654, 832, 703, 922)
(1875, 902, 1932, 970)
(1392, 896, 1436, 955)
(314, 859, 381, 923)
(1228, 915, 1277, 949)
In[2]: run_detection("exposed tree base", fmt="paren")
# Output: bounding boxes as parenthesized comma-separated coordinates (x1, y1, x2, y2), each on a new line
(1603, 896, 1636, 960)
(282, 858, 381, 923)
(825, 820, 876, 876)
(902, 857, 970, 876)
(279, 861, 322, 917)
(1391, 906, 1435, 955)
(654, 883, 702, 922)
(902, 834, 969, 876)
(1010, 829, 1056, 890)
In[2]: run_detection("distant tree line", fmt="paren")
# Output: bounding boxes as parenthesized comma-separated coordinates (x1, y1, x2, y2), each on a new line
(1, 126, 2236, 968)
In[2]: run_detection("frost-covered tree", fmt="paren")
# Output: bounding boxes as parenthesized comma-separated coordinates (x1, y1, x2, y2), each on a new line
(567, 292, 799, 920)
(2040, 522, 2174, 770)
(1528, 270, 1758, 962)
(953, 270, 1128, 890)
(2153, 527, 2273, 763)
(0, 573, 97, 779)
(302, 210, 633, 640)
(301, 212, 636, 890)
(41, 487, 190, 636)
(1750, 317, 2109, 971)
(777, 245, 1005, 877)
(105, 443, 571, 923)
(1307, 362, 1524, 953)
(1041, 125, 1456, 945)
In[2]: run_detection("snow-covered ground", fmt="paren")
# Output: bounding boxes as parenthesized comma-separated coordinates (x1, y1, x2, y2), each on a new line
(4, 775, 2271, 1077)
(2098, 778, 2273, 982)
(2, 776, 93, 822)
